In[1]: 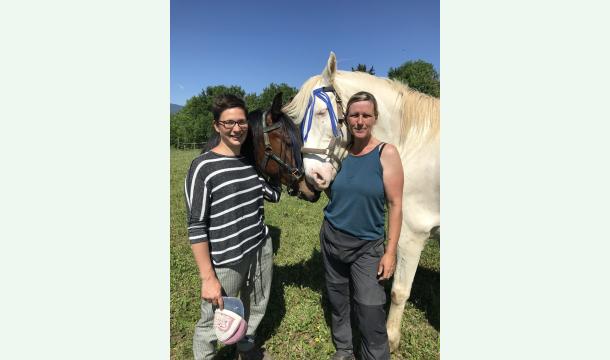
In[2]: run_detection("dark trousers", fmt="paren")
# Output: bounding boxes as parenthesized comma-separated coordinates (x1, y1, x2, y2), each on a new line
(320, 219, 390, 360)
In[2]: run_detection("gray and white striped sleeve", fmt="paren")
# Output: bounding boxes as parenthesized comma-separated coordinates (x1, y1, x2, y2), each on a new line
(185, 162, 212, 244)
(259, 176, 281, 203)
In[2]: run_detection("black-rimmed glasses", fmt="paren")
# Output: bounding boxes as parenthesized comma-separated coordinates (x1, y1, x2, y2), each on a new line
(217, 120, 248, 129)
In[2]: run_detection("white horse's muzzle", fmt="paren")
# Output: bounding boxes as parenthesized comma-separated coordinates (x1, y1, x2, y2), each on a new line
(303, 157, 337, 190)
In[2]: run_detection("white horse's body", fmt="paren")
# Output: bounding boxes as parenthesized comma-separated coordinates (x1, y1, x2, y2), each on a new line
(284, 53, 439, 351)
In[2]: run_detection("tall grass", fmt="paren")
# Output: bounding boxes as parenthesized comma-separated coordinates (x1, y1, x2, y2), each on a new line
(171, 148, 439, 359)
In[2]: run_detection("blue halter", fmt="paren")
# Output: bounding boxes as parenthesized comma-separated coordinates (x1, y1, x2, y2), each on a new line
(301, 87, 341, 141)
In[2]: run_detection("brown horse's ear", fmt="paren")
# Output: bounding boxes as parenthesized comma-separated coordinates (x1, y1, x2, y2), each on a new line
(271, 92, 283, 119)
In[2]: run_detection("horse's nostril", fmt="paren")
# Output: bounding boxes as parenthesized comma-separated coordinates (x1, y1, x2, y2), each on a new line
(314, 172, 324, 182)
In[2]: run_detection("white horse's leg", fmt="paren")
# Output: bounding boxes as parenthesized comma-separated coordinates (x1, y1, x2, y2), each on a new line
(386, 225, 429, 352)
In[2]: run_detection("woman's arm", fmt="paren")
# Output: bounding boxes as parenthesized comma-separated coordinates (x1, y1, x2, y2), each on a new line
(191, 242, 224, 309)
(377, 144, 404, 280)
(185, 161, 224, 309)
(259, 176, 282, 203)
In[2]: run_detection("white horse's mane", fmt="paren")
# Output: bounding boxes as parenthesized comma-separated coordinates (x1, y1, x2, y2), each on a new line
(283, 70, 439, 144)
(283, 75, 322, 125)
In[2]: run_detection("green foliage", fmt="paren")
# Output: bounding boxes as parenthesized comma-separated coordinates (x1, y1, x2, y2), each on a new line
(169, 85, 245, 147)
(351, 63, 376, 75)
(170, 84, 297, 148)
(388, 60, 440, 98)
(252, 83, 298, 111)
(244, 93, 259, 112)
(171, 149, 440, 359)
(170, 111, 209, 146)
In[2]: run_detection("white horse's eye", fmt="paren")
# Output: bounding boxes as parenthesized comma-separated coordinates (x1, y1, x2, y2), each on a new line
(315, 109, 328, 116)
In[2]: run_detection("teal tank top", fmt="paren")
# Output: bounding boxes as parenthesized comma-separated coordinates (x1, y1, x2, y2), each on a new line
(324, 143, 385, 240)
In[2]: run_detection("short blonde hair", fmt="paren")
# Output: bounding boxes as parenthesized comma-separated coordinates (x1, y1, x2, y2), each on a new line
(345, 91, 379, 118)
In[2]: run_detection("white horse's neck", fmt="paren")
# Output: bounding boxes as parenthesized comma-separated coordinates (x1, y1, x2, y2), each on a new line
(335, 71, 439, 153)
(336, 72, 401, 144)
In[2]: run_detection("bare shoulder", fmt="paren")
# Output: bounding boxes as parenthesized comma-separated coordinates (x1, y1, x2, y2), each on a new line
(380, 143, 403, 173)
(380, 143, 399, 158)
(380, 143, 401, 163)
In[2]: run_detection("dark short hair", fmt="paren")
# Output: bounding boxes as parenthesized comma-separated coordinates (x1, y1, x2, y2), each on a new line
(212, 94, 248, 121)
(345, 91, 379, 118)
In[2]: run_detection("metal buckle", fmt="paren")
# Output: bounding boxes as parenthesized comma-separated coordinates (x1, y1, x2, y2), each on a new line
(291, 168, 302, 179)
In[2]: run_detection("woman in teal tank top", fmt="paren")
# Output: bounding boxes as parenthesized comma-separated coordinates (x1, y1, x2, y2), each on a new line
(323, 142, 386, 241)
(320, 92, 404, 360)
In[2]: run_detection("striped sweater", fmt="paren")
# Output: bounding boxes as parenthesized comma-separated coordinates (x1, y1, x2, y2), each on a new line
(184, 151, 281, 266)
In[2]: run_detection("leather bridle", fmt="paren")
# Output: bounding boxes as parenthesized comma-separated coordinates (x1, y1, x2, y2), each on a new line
(259, 112, 304, 196)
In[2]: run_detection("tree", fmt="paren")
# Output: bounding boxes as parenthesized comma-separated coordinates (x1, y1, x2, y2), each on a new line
(182, 85, 246, 120)
(351, 63, 375, 75)
(170, 111, 201, 146)
(388, 60, 440, 98)
(170, 83, 300, 148)
(251, 83, 298, 111)
(172, 85, 246, 146)
(244, 93, 259, 112)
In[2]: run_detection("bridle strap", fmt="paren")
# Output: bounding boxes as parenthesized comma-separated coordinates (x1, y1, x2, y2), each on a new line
(301, 85, 345, 171)
(262, 115, 281, 148)
(301, 142, 343, 173)
(260, 112, 303, 184)
(301, 135, 337, 155)
(265, 152, 302, 179)
(301, 86, 346, 141)
(299, 86, 347, 172)
(321, 85, 345, 123)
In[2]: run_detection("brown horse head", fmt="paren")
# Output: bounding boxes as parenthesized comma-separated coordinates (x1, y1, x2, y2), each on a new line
(245, 93, 320, 202)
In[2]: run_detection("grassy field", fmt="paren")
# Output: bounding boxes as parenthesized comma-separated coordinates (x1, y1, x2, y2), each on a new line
(171, 148, 440, 359)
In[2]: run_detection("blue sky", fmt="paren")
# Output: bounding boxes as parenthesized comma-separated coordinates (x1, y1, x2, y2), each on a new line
(171, 0, 439, 105)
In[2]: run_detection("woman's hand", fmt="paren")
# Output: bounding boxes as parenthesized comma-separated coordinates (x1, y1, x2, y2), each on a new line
(190, 242, 224, 309)
(377, 251, 396, 281)
(201, 275, 224, 310)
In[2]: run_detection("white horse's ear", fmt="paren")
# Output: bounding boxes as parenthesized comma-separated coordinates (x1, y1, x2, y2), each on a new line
(321, 52, 337, 84)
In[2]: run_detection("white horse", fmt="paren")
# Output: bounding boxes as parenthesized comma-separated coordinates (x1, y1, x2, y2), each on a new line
(283, 52, 440, 352)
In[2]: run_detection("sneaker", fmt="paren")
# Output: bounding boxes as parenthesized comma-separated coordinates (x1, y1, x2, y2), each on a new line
(331, 351, 355, 360)
(236, 347, 272, 360)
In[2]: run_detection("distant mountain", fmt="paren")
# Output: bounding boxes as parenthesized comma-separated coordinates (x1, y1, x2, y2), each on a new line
(170, 103, 184, 114)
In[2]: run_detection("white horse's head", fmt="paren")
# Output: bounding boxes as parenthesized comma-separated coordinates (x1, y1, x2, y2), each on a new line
(283, 52, 351, 190)
(284, 52, 439, 192)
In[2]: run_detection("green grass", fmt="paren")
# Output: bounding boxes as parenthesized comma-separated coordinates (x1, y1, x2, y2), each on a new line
(171, 148, 439, 359)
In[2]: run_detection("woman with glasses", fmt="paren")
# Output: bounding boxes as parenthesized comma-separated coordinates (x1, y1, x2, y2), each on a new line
(184, 94, 279, 360)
